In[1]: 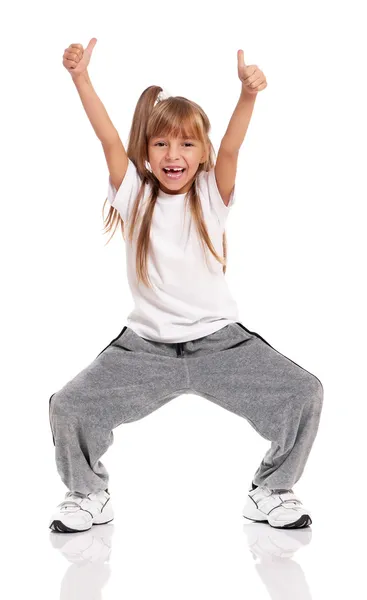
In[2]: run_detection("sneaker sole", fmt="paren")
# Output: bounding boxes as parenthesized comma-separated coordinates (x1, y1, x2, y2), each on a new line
(243, 514, 312, 529)
(49, 517, 114, 533)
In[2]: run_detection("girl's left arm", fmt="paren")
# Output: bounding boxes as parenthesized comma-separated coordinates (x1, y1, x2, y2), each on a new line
(215, 50, 267, 206)
(220, 87, 258, 154)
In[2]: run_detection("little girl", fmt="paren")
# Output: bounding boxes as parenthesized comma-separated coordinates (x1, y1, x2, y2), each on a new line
(49, 39, 324, 534)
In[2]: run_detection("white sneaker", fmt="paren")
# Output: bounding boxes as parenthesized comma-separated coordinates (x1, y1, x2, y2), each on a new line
(49, 489, 114, 533)
(242, 486, 312, 529)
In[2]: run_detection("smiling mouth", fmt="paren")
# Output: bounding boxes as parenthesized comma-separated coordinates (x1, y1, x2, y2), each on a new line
(162, 168, 186, 180)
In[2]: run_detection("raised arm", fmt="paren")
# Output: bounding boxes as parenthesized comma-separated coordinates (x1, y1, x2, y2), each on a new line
(63, 40, 129, 189)
(215, 50, 267, 206)
(72, 70, 119, 145)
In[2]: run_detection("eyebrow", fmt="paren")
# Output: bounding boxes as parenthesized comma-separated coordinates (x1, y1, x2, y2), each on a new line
(152, 136, 195, 140)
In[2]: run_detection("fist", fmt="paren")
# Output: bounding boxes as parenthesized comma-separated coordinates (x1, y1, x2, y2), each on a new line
(63, 38, 97, 77)
(237, 49, 267, 95)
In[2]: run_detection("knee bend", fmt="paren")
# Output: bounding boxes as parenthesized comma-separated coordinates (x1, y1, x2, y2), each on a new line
(49, 387, 81, 418)
(306, 375, 324, 411)
(294, 373, 323, 412)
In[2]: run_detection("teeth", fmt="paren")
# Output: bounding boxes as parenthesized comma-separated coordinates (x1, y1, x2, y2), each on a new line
(164, 168, 184, 172)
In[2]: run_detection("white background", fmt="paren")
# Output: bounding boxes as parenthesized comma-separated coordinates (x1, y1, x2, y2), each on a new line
(2, 0, 366, 598)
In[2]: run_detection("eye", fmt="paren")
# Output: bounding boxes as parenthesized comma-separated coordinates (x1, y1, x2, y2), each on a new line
(154, 142, 194, 147)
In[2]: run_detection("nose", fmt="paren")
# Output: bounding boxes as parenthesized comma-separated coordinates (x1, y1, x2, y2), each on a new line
(165, 145, 181, 161)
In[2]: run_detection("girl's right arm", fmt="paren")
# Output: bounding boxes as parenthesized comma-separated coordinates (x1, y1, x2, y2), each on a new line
(63, 40, 128, 190)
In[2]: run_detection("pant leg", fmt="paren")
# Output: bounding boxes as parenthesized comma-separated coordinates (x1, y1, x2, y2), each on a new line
(184, 322, 324, 490)
(49, 325, 190, 495)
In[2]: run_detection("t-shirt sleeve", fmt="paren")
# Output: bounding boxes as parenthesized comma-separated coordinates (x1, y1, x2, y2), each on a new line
(107, 158, 143, 222)
(199, 167, 236, 224)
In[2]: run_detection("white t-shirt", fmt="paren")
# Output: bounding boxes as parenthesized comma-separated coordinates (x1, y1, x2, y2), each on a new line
(107, 158, 240, 342)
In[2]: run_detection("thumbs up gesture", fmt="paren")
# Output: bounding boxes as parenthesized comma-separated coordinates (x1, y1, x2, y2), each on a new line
(63, 38, 98, 78)
(237, 49, 267, 96)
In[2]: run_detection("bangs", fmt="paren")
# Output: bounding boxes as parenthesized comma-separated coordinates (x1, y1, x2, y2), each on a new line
(153, 121, 198, 141)
(147, 98, 205, 144)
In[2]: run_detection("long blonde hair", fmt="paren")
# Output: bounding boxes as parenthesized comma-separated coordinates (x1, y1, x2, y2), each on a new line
(102, 85, 228, 289)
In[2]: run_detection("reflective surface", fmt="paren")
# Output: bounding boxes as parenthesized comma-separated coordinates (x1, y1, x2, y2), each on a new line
(5, 398, 363, 600)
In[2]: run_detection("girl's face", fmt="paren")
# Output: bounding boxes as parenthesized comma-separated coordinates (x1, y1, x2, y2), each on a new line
(148, 135, 207, 194)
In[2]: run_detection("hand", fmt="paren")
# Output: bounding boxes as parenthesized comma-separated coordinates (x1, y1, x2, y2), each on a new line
(62, 38, 98, 78)
(237, 49, 267, 96)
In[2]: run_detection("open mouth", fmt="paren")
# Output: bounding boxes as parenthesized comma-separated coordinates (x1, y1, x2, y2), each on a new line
(162, 167, 186, 180)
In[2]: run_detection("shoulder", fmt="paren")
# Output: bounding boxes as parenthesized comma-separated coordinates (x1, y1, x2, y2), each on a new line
(107, 158, 148, 221)
(196, 167, 235, 223)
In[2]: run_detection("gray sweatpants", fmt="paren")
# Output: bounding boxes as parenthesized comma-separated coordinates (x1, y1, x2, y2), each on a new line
(49, 322, 323, 495)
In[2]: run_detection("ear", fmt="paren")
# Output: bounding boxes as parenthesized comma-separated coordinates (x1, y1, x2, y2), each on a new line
(201, 146, 209, 164)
